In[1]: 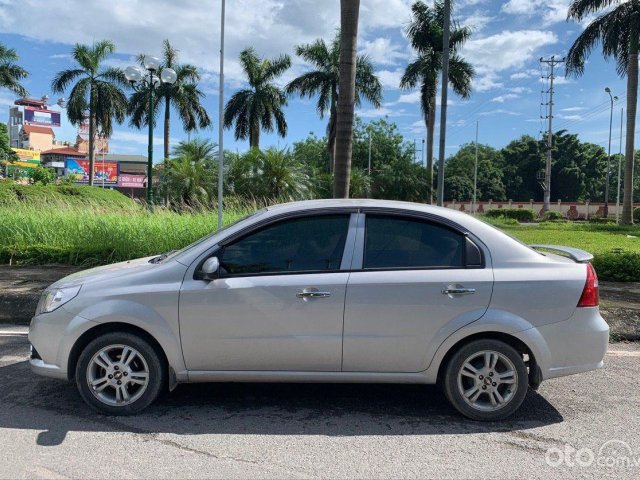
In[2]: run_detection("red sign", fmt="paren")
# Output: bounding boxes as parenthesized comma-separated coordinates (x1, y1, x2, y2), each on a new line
(119, 174, 146, 188)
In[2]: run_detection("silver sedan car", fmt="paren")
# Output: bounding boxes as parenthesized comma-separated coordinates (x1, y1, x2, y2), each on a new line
(29, 199, 608, 421)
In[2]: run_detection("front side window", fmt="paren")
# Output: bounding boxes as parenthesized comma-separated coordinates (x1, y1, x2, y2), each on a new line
(220, 214, 350, 275)
(364, 215, 464, 269)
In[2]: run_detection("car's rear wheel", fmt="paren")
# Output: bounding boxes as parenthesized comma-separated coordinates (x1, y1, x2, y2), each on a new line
(443, 339, 529, 421)
(75, 332, 165, 415)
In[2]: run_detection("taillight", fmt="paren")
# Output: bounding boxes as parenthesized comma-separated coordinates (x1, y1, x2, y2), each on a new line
(577, 263, 599, 307)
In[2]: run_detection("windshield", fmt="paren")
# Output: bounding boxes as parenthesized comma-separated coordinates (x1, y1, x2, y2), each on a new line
(158, 209, 267, 262)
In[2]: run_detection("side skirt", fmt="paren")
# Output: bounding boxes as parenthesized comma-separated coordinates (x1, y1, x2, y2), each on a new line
(184, 370, 433, 384)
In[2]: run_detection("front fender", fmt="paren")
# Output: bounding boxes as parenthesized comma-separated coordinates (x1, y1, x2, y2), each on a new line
(75, 299, 187, 377)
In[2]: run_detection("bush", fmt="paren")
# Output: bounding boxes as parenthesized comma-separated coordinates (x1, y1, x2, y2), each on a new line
(592, 252, 640, 282)
(588, 217, 615, 224)
(28, 166, 56, 186)
(484, 208, 535, 222)
(634, 208, 640, 223)
(543, 210, 565, 221)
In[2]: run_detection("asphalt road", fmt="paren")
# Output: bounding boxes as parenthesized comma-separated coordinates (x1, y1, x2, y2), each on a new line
(1, 325, 639, 479)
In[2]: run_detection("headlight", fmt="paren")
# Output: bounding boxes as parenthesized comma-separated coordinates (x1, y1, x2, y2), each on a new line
(37, 285, 82, 314)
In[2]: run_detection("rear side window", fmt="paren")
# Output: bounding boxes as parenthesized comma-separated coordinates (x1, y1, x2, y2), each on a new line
(221, 214, 350, 275)
(364, 215, 465, 269)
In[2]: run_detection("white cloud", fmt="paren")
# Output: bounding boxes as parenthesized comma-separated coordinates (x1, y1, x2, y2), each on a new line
(461, 11, 494, 32)
(396, 91, 421, 104)
(377, 69, 404, 89)
(557, 114, 582, 121)
(360, 37, 409, 66)
(462, 30, 558, 92)
(491, 93, 520, 103)
(357, 106, 410, 118)
(501, 0, 571, 26)
(464, 30, 558, 72)
(111, 130, 164, 146)
(478, 109, 521, 116)
(510, 69, 539, 80)
(0, 0, 412, 89)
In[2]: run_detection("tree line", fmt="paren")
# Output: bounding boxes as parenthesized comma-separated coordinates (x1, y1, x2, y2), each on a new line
(1, 0, 640, 222)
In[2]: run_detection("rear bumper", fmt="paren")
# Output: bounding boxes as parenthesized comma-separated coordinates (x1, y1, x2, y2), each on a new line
(517, 307, 609, 380)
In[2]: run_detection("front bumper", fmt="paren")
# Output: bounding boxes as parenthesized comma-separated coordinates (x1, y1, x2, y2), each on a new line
(28, 307, 97, 381)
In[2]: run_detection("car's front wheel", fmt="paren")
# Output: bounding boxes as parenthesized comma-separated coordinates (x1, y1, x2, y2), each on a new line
(75, 332, 165, 415)
(443, 339, 529, 421)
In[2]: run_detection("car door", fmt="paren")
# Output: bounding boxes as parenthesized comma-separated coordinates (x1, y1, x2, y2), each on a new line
(179, 212, 355, 372)
(342, 212, 493, 373)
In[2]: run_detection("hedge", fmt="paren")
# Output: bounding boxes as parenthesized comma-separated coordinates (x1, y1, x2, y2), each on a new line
(484, 208, 535, 222)
(592, 252, 640, 282)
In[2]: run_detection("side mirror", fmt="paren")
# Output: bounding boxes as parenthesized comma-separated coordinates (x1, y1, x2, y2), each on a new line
(200, 256, 220, 280)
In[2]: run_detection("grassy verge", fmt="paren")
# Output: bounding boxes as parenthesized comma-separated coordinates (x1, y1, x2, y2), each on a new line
(0, 206, 248, 266)
(485, 218, 640, 281)
(2, 188, 640, 281)
(0, 182, 140, 211)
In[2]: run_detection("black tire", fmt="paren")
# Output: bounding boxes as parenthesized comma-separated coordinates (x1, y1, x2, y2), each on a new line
(75, 332, 166, 415)
(442, 339, 529, 421)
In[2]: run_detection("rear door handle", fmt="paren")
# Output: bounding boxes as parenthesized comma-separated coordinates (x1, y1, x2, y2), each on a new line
(297, 290, 332, 299)
(441, 287, 476, 295)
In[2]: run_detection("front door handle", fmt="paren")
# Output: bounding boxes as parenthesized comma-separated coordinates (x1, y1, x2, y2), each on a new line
(442, 287, 476, 295)
(296, 290, 332, 299)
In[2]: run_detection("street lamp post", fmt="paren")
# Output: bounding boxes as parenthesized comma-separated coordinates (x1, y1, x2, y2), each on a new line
(124, 58, 177, 210)
(604, 87, 618, 218)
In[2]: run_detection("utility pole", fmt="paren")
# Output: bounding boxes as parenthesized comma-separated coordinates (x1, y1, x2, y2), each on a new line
(367, 128, 372, 198)
(473, 120, 479, 214)
(616, 107, 624, 224)
(217, 0, 225, 230)
(436, 0, 451, 207)
(540, 56, 564, 213)
(605, 87, 618, 218)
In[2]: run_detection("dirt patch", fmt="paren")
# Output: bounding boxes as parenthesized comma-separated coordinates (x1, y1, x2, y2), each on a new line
(1, 265, 639, 341)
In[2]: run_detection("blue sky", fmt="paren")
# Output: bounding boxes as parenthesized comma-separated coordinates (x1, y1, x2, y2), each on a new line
(0, 0, 630, 162)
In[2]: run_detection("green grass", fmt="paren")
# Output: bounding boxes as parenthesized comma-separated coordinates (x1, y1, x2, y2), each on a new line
(2, 185, 640, 281)
(489, 219, 640, 256)
(0, 206, 248, 266)
(0, 182, 140, 212)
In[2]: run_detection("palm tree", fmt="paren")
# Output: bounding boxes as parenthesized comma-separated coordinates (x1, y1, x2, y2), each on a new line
(0, 43, 28, 97)
(228, 148, 311, 200)
(164, 138, 217, 208)
(128, 40, 211, 165)
(51, 41, 128, 186)
(333, 0, 361, 198)
(567, 0, 639, 224)
(286, 33, 382, 172)
(401, 1, 475, 204)
(224, 48, 291, 148)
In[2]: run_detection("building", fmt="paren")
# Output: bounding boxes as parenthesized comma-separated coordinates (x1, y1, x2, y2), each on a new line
(18, 125, 56, 151)
(41, 147, 86, 177)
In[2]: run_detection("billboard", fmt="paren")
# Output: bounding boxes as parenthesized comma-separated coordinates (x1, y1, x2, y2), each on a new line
(119, 174, 146, 188)
(65, 158, 118, 185)
(24, 107, 61, 127)
(11, 148, 41, 161)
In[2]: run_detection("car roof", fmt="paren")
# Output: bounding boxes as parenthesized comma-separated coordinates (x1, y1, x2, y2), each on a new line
(267, 198, 456, 215)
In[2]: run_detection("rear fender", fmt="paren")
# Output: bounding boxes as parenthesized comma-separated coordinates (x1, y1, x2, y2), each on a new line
(421, 309, 551, 383)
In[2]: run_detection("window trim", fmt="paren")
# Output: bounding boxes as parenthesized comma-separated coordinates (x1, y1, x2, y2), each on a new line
(214, 211, 357, 279)
(357, 211, 486, 272)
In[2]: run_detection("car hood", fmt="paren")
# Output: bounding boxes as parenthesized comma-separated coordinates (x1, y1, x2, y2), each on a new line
(49, 256, 159, 289)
